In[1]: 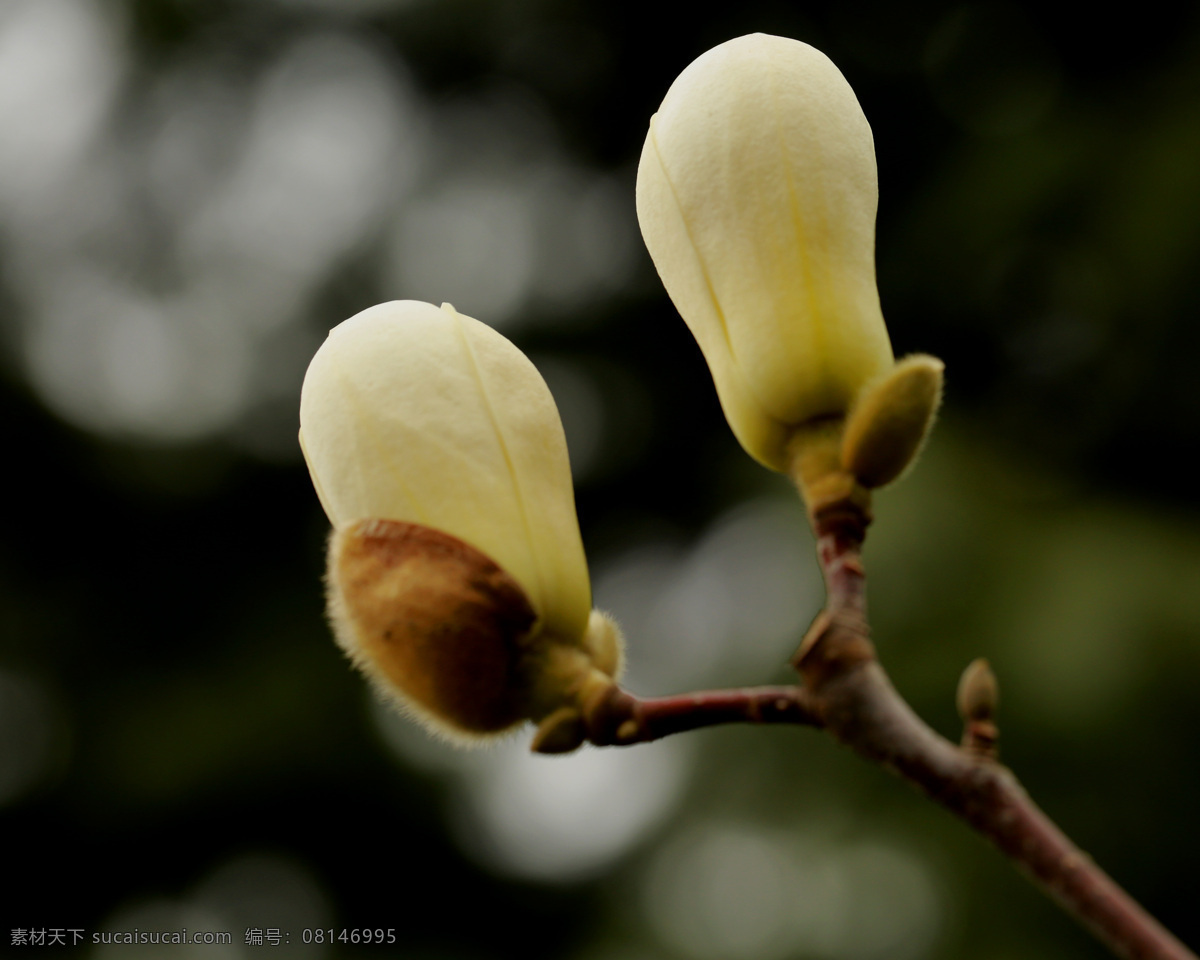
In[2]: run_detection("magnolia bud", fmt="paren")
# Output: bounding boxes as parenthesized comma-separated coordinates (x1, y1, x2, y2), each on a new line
(957, 657, 999, 757)
(636, 33, 894, 472)
(300, 300, 620, 742)
(841, 355, 944, 489)
(957, 657, 999, 724)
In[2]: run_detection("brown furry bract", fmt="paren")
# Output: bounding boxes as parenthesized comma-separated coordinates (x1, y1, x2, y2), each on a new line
(328, 519, 539, 736)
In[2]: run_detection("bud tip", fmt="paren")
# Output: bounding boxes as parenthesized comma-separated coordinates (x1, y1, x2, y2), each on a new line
(957, 657, 999, 723)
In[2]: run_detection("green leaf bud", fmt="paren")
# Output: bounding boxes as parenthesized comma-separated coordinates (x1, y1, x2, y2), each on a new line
(841, 354, 944, 489)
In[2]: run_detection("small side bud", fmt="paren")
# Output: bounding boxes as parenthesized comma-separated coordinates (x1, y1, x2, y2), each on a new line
(957, 657, 998, 721)
(531, 707, 586, 754)
(957, 657, 999, 758)
(583, 610, 624, 680)
(841, 355, 944, 489)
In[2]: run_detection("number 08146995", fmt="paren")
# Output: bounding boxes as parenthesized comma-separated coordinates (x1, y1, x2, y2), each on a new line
(301, 929, 396, 945)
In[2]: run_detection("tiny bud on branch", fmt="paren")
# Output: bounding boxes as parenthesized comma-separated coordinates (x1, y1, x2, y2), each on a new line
(957, 657, 1000, 758)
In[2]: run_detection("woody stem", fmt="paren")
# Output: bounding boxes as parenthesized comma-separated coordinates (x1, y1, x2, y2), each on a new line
(578, 471, 1196, 960)
(792, 487, 1196, 960)
(582, 684, 819, 746)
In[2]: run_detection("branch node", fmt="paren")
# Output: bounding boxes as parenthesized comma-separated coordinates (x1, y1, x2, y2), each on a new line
(580, 682, 635, 746)
(962, 719, 999, 760)
(792, 608, 875, 689)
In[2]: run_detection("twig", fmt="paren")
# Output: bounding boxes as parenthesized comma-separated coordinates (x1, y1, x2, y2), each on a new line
(582, 684, 819, 746)
(795, 498, 1197, 960)
(572, 489, 1197, 960)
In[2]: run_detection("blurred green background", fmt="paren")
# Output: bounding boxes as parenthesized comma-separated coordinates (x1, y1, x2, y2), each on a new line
(2, 1, 1199, 957)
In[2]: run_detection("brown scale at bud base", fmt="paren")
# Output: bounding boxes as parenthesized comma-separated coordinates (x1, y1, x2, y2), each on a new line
(328, 518, 540, 739)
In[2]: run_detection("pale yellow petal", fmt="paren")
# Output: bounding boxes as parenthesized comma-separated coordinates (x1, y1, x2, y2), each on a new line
(299, 300, 591, 645)
(637, 33, 894, 470)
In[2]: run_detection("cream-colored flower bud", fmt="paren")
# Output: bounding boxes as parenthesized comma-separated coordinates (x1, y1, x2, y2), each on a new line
(300, 300, 618, 742)
(636, 33, 894, 472)
(300, 300, 590, 646)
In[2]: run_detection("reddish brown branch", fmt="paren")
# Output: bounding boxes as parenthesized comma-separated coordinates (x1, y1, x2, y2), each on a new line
(582, 684, 819, 746)
(796, 655, 1195, 960)
(573, 488, 1196, 960)
(794, 500, 1197, 960)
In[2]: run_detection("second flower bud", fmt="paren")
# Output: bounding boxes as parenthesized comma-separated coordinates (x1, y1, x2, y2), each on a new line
(299, 300, 621, 749)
